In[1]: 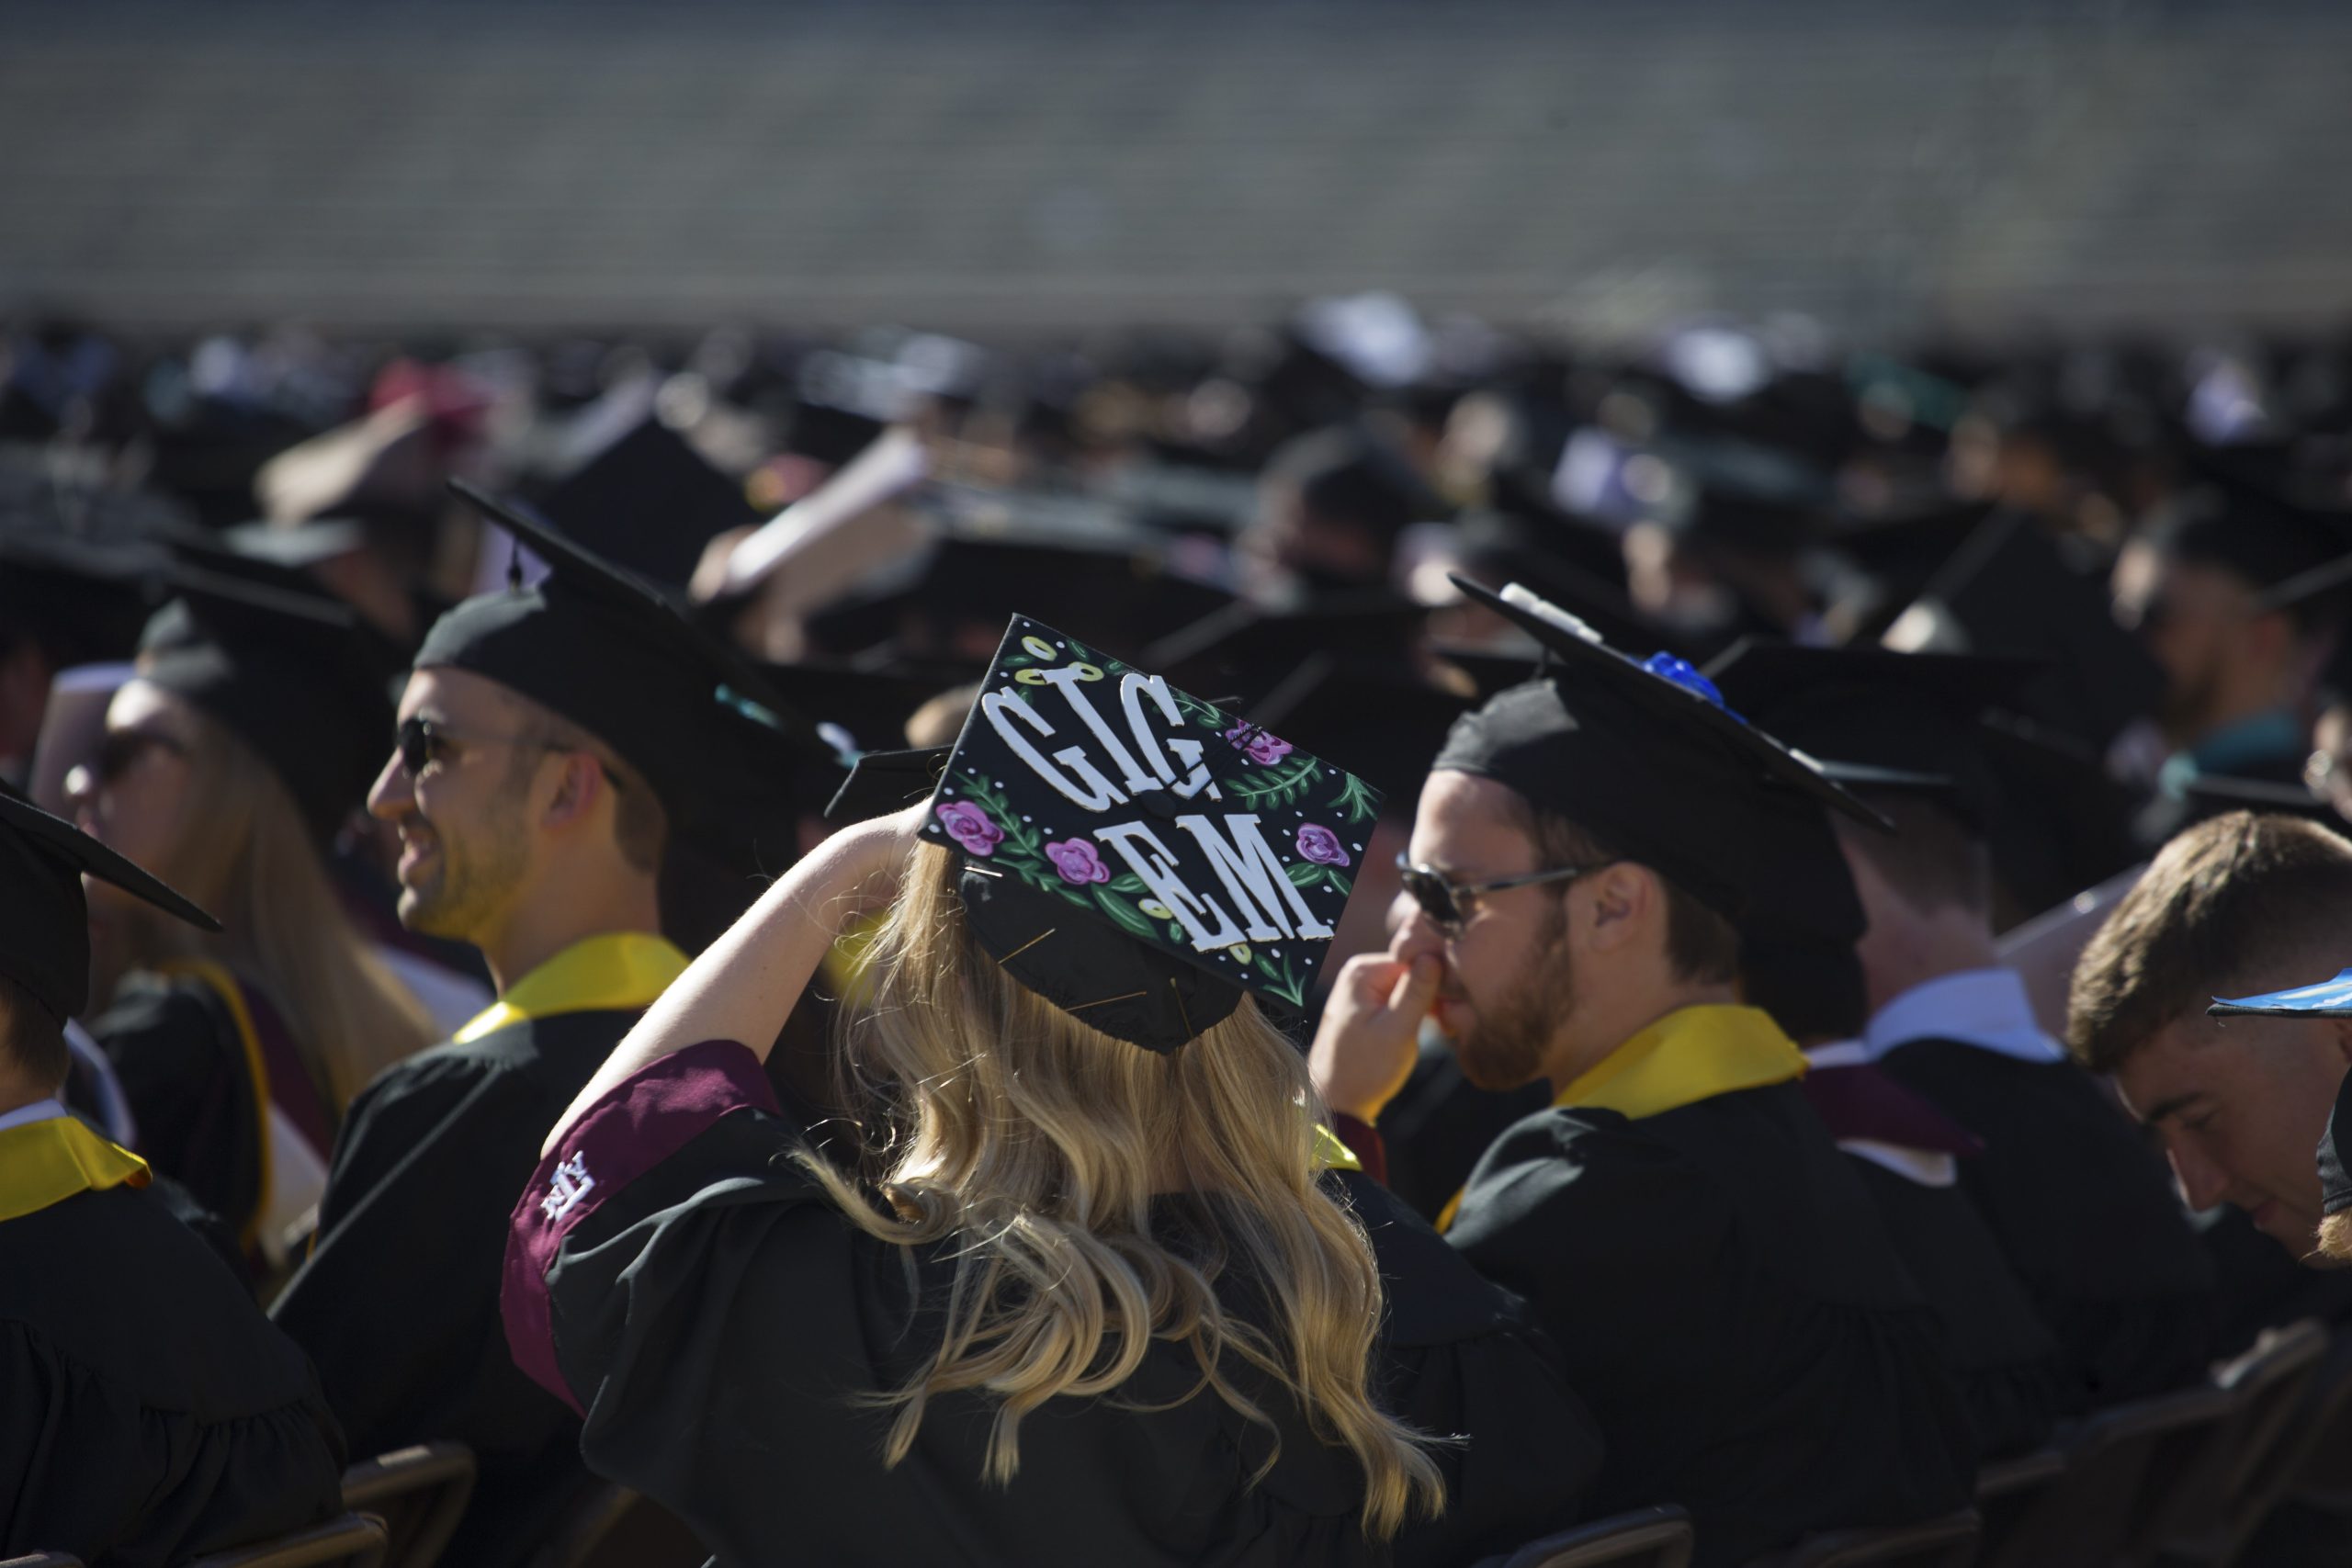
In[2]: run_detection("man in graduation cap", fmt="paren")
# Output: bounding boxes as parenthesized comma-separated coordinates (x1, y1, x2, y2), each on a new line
(269, 483, 829, 1566)
(0, 784, 345, 1562)
(2112, 478, 2350, 839)
(1707, 640, 2219, 1409)
(2073, 811, 2352, 1272)
(1307, 579, 1974, 1565)
(1736, 748, 2065, 1464)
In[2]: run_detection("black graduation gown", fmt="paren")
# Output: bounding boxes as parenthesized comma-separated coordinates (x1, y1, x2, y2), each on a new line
(1446, 1081, 1976, 1568)
(1374, 1035, 1551, 1225)
(270, 1009, 643, 1568)
(0, 1182, 345, 1565)
(1846, 1159, 2065, 1461)
(506, 1040, 1601, 1567)
(89, 973, 269, 1239)
(89, 969, 337, 1257)
(1874, 1039, 2219, 1407)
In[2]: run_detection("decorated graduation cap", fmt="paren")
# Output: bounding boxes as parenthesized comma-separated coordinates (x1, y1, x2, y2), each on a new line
(136, 567, 401, 849)
(901, 615, 1383, 1053)
(1702, 640, 2043, 830)
(0, 781, 219, 1021)
(1430, 575, 1884, 922)
(430, 480, 831, 830)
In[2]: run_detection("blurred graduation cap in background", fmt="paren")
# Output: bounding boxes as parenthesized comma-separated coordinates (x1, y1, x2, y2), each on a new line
(530, 417, 763, 591)
(1881, 509, 2164, 754)
(1704, 638, 2143, 919)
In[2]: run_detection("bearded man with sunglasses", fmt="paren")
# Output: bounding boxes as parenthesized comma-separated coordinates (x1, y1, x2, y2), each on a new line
(1309, 581, 1973, 1568)
(271, 491, 826, 1568)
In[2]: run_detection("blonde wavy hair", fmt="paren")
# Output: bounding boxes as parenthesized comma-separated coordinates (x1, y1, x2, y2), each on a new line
(805, 841, 1448, 1540)
(112, 700, 436, 1111)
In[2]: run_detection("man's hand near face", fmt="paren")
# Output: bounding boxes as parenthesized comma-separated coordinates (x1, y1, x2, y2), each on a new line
(1308, 951, 1441, 1123)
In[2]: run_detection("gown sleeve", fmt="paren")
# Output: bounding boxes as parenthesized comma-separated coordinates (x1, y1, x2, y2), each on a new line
(500, 1040, 876, 1563)
(89, 977, 260, 1235)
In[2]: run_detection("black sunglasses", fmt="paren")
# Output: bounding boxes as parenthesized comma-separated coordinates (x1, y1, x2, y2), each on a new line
(1396, 853, 1611, 934)
(396, 716, 624, 792)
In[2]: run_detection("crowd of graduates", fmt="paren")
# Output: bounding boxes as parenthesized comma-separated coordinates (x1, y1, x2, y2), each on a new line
(7, 302, 2352, 1566)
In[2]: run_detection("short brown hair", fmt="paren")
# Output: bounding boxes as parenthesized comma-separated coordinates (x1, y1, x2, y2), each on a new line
(1835, 792, 1992, 919)
(2069, 811, 2352, 1075)
(0, 972, 68, 1090)
(1499, 792, 1742, 985)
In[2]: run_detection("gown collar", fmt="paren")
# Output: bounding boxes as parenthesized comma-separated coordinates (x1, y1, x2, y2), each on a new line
(454, 930, 691, 1044)
(1435, 1004, 1806, 1233)
(1860, 966, 2065, 1066)
(1552, 1003, 1809, 1121)
(0, 1110, 151, 1224)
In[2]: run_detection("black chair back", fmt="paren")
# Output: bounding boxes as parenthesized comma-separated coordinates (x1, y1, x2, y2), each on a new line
(340, 1441, 478, 1568)
(1979, 1383, 2233, 1568)
(1491, 1506, 1696, 1568)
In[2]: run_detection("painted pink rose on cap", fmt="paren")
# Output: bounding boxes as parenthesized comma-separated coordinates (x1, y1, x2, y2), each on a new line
(1295, 824, 1350, 867)
(935, 799, 1003, 856)
(1224, 723, 1293, 766)
(1045, 838, 1112, 885)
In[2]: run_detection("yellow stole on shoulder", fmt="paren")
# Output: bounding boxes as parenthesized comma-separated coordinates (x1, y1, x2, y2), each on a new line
(454, 931, 691, 1045)
(0, 1114, 152, 1224)
(1435, 1005, 1806, 1232)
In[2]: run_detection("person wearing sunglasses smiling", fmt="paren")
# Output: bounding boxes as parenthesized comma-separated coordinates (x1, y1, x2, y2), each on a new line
(1306, 579, 1973, 1568)
(267, 488, 831, 1568)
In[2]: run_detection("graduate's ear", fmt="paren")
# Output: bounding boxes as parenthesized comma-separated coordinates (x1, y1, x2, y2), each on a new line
(2327, 1016, 2352, 1067)
(1579, 861, 1654, 954)
(539, 750, 611, 834)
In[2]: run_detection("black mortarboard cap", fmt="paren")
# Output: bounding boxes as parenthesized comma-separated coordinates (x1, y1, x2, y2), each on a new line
(0, 780, 219, 1021)
(1432, 576, 1883, 922)
(136, 570, 399, 849)
(1738, 783, 1870, 1043)
(534, 419, 763, 590)
(899, 615, 1385, 1053)
(1883, 509, 2163, 752)
(1702, 640, 2043, 830)
(431, 481, 832, 845)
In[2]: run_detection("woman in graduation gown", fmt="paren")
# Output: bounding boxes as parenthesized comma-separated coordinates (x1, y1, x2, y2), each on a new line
(72, 586, 435, 1267)
(503, 633, 1600, 1565)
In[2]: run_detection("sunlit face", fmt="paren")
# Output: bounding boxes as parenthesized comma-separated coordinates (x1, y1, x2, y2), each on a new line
(366, 667, 538, 943)
(1391, 771, 1577, 1092)
(2116, 1008, 2352, 1259)
(68, 680, 202, 919)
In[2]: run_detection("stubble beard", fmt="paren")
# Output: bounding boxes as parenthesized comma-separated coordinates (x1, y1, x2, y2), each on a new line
(1451, 910, 1576, 1093)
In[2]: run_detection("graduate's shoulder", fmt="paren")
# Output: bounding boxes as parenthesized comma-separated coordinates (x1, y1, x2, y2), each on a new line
(1452, 1100, 1739, 1246)
(366, 1007, 642, 1098)
(0, 1185, 321, 1420)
